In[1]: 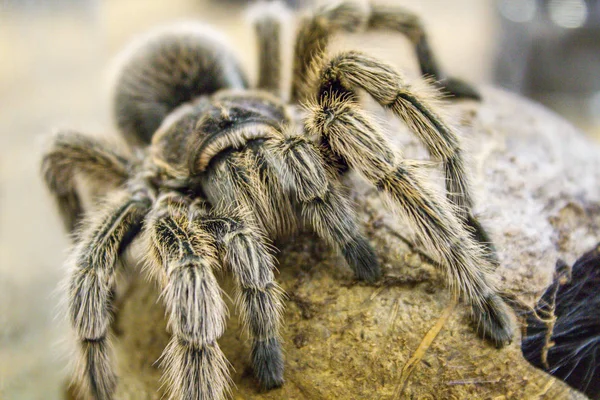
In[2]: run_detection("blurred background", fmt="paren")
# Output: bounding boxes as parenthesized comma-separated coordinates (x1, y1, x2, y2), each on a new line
(0, 0, 599, 398)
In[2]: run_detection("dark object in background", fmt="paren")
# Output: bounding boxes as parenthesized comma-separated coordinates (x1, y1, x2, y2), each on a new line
(522, 244, 600, 399)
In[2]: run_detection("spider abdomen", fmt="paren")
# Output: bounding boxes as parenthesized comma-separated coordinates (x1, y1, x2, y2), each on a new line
(113, 25, 249, 147)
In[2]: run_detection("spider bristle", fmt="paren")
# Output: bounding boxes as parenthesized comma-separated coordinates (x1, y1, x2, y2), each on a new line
(73, 337, 117, 400)
(160, 337, 232, 400)
(252, 337, 285, 390)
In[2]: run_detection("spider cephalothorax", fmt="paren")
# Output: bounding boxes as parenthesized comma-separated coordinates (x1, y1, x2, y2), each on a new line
(42, 2, 513, 399)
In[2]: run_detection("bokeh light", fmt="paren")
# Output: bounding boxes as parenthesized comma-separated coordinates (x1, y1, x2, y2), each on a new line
(498, 0, 537, 23)
(548, 0, 588, 29)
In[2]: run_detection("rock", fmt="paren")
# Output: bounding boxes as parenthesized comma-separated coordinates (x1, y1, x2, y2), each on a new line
(72, 88, 598, 399)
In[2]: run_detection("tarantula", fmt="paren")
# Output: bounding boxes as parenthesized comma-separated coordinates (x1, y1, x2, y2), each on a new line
(42, 1, 513, 399)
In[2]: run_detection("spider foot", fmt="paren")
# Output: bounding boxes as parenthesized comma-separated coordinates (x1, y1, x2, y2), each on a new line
(77, 338, 117, 400)
(438, 76, 481, 101)
(252, 337, 285, 390)
(465, 214, 499, 267)
(162, 338, 231, 400)
(472, 293, 514, 348)
(341, 237, 381, 283)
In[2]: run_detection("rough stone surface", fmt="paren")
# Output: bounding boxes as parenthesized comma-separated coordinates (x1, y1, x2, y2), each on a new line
(70, 88, 599, 399)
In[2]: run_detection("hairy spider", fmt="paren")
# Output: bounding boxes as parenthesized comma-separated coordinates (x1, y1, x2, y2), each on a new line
(42, 1, 513, 399)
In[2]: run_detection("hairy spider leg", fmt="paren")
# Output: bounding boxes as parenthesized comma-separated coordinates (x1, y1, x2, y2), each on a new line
(113, 26, 249, 147)
(366, 3, 481, 99)
(68, 190, 150, 399)
(265, 133, 381, 282)
(200, 119, 380, 283)
(313, 51, 498, 261)
(305, 80, 513, 347)
(191, 201, 285, 389)
(248, 1, 292, 97)
(145, 192, 230, 400)
(291, 0, 480, 102)
(42, 131, 130, 232)
(201, 143, 297, 237)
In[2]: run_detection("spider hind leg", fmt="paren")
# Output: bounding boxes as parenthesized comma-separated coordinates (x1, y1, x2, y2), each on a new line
(291, 0, 480, 102)
(248, 1, 292, 97)
(368, 3, 481, 100)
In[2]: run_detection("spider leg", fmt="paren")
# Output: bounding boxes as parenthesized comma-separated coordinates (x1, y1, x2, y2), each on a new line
(312, 51, 498, 261)
(305, 93, 513, 346)
(266, 134, 381, 282)
(202, 147, 297, 237)
(248, 1, 291, 97)
(202, 133, 379, 281)
(68, 190, 150, 399)
(145, 192, 230, 400)
(291, 0, 479, 102)
(41, 130, 130, 232)
(191, 202, 285, 389)
(367, 4, 480, 100)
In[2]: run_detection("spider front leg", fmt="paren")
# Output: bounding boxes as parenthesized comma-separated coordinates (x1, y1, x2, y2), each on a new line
(68, 190, 150, 399)
(41, 131, 130, 232)
(305, 93, 513, 346)
(191, 202, 285, 389)
(202, 146, 297, 237)
(202, 139, 379, 282)
(313, 51, 497, 261)
(266, 134, 381, 282)
(291, 0, 480, 102)
(145, 193, 230, 400)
